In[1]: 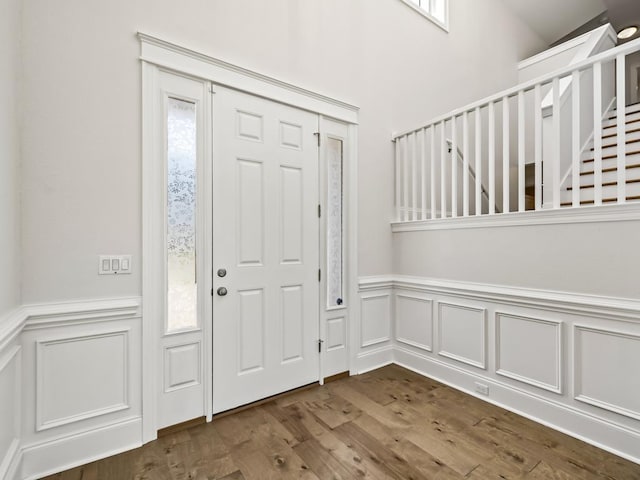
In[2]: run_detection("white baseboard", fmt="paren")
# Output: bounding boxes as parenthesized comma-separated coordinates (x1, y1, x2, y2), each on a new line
(0, 439, 21, 480)
(355, 345, 393, 374)
(394, 346, 640, 465)
(20, 416, 143, 480)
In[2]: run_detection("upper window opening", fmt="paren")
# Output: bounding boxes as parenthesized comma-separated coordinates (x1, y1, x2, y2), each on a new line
(401, 0, 448, 31)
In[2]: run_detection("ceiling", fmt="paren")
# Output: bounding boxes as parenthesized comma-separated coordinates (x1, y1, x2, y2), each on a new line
(502, 0, 640, 46)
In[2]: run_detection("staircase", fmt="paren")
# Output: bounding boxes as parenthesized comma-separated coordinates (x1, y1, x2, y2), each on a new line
(562, 102, 640, 206)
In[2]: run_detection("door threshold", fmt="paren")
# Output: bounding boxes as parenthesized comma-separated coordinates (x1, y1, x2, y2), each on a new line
(324, 371, 350, 383)
(212, 381, 319, 420)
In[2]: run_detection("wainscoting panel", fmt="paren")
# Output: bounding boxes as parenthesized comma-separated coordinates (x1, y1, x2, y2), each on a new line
(437, 302, 487, 369)
(395, 293, 432, 351)
(164, 342, 201, 392)
(326, 315, 346, 351)
(574, 325, 640, 421)
(360, 293, 391, 348)
(358, 276, 640, 464)
(36, 330, 129, 431)
(495, 312, 562, 393)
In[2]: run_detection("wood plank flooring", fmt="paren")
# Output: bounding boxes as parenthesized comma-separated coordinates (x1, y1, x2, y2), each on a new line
(42, 365, 640, 479)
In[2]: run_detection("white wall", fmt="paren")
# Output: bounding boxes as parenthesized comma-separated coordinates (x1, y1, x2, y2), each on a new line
(393, 220, 640, 298)
(0, 0, 21, 317)
(20, 0, 545, 303)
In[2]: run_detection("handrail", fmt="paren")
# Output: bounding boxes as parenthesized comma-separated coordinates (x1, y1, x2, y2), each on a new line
(445, 139, 501, 214)
(392, 35, 640, 140)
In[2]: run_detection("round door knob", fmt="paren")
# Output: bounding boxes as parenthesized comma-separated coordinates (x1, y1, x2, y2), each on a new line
(217, 268, 227, 278)
(217, 287, 228, 296)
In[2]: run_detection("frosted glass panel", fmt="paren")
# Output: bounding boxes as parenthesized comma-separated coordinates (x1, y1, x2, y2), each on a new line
(327, 138, 344, 308)
(167, 98, 197, 332)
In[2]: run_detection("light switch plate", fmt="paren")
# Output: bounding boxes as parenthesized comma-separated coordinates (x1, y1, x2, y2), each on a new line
(99, 255, 132, 275)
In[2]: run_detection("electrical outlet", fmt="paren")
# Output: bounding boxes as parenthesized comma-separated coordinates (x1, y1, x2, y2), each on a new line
(99, 255, 132, 275)
(475, 382, 489, 396)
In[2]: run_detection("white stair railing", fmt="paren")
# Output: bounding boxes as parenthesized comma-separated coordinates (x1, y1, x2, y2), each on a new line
(392, 35, 640, 222)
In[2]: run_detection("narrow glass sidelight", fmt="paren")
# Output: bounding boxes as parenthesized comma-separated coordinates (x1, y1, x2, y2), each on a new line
(327, 137, 344, 308)
(166, 97, 198, 332)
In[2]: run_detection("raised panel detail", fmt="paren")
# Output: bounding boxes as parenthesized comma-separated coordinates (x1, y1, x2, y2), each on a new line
(280, 121, 303, 149)
(496, 313, 562, 393)
(395, 294, 433, 351)
(281, 166, 303, 264)
(574, 326, 640, 420)
(237, 110, 263, 142)
(36, 330, 129, 431)
(238, 289, 264, 374)
(237, 159, 264, 266)
(282, 285, 303, 363)
(438, 303, 486, 369)
(326, 316, 346, 351)
(361, 294, 391, 348)
(164, 342, 201, 392)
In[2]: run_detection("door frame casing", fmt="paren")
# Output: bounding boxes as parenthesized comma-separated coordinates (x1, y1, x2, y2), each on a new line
(140, 32, 359, 443)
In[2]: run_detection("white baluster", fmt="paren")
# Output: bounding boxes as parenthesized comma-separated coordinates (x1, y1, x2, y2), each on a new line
(440, 121, 447, 218)
(503, 96, 510, 213)
(451, 116, 458, 218)
(593, 62, 603, 205)
(463, 111, 470, 217)
(617, 54, 627, 203)
(571, 70, 580, 208)
(488, 101, 496, 214)
(411, 132, 417, 220)
(421, 128, 427, 220)
(534, 84, 542, 210)
(518, 90, 525, 212)
(395, 136, 401, 221)
(430, 125, 436, 219)
(552, 77, 561, 209)
(475, 106, 482, 216)
(402, 135, 409, 221)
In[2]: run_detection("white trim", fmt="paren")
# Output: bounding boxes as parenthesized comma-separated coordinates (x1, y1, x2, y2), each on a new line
(20, 416, 142, 480)
(394, 294, 433, 352)
(355, 345, 394, 374)
(394, 346, 640, 465)
(391, 202, 640, 232)
(574, 324, 640, 421)
(35, 329, 131, 431)
(495, 312, 563, 394)
(437, 302, 487, 369)
(0, 307, 27, 353)
(0, 439, 20, 480)
(138, 33, 359, 124)
(363, 275, 640, 322)
(397, 0, 449, 32)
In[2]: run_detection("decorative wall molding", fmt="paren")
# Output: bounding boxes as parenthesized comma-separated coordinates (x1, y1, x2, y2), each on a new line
(0, 307, 27, 353)
(495, 312, 563, 394)
(391, 202, 640, 232)
(359, 292, 392, 348)
(437, 302, 487, 369)
(394, 293, 433, 352)
(138, 33, 359, 124)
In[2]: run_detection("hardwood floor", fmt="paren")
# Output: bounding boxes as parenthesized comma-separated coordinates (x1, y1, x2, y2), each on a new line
(42, 365, 640, 479)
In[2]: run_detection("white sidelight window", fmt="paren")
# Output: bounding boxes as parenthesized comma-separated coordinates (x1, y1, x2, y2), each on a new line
(401, 0, 448, 30)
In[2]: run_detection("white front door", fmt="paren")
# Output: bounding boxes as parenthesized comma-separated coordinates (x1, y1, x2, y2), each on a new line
(212, 86, 320, 413)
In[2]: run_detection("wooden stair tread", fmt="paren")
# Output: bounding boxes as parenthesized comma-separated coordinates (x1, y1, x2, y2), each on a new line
(590, 137, 640, 151)
(582, 149, 640, 163)
(567, 178, 640, 191)
(580, 163, 640, 175)
(561, 196, 640, 207)
(603, 118, 640, 129)
(602, 127, 640, 140)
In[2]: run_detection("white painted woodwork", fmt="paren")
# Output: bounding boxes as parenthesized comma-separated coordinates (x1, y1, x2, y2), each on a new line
(403, 136, 409, 221)
(616, 53, 626, 203)
(517, 91, 525, 212)
(420, 128, 427, 220)
(495, 313, 562, 393)
(534, 84, 543, 210)
(451, 116, 458, 217)
(429, 126, 436, 219)
(411, 132, 418, 221)
(319, 117, 351, 379)
(571, 70, 581, 207)
(462, 111, 470, 217)
(502, 96, 510, 213)
(552, 77, 561, 209)
(593, 61, 603, 205)
(212, 86, 319, 413)
(574, 325, 640, 420)
(437, 302, 486, 369)
(0, 344, 20, 480)
(395, 293, 433, 351)
(474, 106, 482, 216)
(36, 331, 129, 430)
(360, 293, 391, 348)
(395, 138, 401, 221)
(488, 101, 496, 214)
(164, 342, 201, 391)
(440, 122, 447, 218)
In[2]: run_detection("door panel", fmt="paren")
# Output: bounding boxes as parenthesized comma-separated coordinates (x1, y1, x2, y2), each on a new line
(212, 86, 319, 413)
